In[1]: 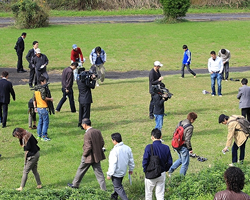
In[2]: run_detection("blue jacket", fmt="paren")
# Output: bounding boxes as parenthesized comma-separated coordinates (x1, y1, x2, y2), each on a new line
(182, 49, 191, 65)
(142, 140, 172, 173)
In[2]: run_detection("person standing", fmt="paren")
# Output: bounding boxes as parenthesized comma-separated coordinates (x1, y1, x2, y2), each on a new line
(14, 32, 27, 73)
(142, 129, 172, 200)
(89, 46, 106, 86)
(218, 48, 231, 81)
(31, 48, 49, 82)
(149, 61, 164, 119)
(56, 62, 78, 113)
(237, 78, 250, 122)
(0, 71, 15, 128)
(219, 114, 249, 165)
(208, 51, 223, 96)
(26, 41, 39, 87)
(71, 44, 85, 80)
(107, 133, 135, 200)
(181, 45, 196, 78)
(68, 118, 106, 190)
(168, 112, 197, 176)
(12, 128, 42, 191)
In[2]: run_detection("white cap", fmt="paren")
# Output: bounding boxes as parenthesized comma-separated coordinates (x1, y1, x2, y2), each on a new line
(35, 48, 41, 54)
(154, 61, 163, 67)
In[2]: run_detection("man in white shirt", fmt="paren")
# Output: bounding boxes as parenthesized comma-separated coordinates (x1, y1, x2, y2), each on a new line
(107, 133, 135, 200)
(208, 51, 223, 96)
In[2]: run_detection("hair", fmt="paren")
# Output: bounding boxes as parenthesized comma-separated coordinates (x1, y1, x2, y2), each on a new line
(12, 128, 31, 146)
(224, 167, 245, 193)
(38, 76, 46, 84)
(221, 49, 226, 54)
(187, 112, 198, 121)
(95, 46, 101, 53)
(33, 41, 38, 45)
(111, 133, 122, 143)
(82, 118, 91, 126)
(71, 62, 78, 68)
(210, 51, 216, 55)
(2, 71, 8, 78)
(151, 128, 162, 139)
(21, 32, 27, 36)
(182, 45, 188, 49)
(241, 78, 248, 85)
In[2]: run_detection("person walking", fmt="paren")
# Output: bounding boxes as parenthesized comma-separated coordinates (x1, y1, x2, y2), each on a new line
(237, 78, 250, 122)
(56, 62, 78, 113)
(14, 32, 27, 73)
(181, 45, 196, 78)
(26, 41, 39, 87)
(208, 51, 223, 96)
(107, 133, 135, 200)
(12, 128, 42, 191)
(168, 112, 197, 176)
(68, 118, 106, 190)
(218, 48, 231, 81)
(0, 71, 16, 128)
(142, 128, 172, 200)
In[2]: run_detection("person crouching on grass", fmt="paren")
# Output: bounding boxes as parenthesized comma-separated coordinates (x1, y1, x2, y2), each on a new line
(12, 128, 42, 191)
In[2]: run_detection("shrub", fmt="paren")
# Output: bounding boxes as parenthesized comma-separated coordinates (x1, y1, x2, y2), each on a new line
(11, 0, 50, 29)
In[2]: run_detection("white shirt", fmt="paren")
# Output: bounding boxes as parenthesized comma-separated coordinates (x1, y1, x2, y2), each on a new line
(107, 142, 135, 178)
(208, 56, 223, 73)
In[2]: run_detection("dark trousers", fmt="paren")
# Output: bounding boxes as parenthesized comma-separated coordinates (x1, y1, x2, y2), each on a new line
(242, 107, 250, 122)
(17, 52, 24, 71)
(29, 67, 37, 86)
(181, 64, 196, 78)
(232, 140, 247, 163)
(111, 176, 128, 200)
(79, 103, 91, 124)
(0, 103, 8, 126)
(222, 62, 229, 80)
(56, 88, 76, 112)
(149, 93, 154, 117)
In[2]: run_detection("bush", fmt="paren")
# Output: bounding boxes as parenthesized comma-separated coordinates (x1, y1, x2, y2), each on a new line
(11, 0, 50, 29)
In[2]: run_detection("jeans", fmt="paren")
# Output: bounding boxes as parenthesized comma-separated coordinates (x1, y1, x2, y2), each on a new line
(37, 108, 49, 138)
(181, 64, 196, 78)
(232, 140, 247, 163)
(56, 88, 76, 112)
(222, 62, 229, 80)
(210, 72, 222, 95)
(154, 114, 164, 130)
(168, 146, 190, 175)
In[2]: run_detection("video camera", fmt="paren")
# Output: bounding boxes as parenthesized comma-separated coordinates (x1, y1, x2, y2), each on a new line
(151, 83, 173, 99)
(77, 66, 98, 83)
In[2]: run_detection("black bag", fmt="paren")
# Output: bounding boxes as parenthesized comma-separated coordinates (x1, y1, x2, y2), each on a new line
(145, 144, 162, 179)
(28, 98, 34, 108)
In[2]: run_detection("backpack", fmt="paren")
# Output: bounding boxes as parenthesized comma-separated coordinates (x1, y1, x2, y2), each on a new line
(172, 121, 192, 150)
(145, 144, 162, 179)
(228, 116, 250, 134)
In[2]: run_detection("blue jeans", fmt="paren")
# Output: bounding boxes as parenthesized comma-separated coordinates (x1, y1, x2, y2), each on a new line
(232, 140, 247, 163)
(37, 108, 49, 138)
(168, 146, 190, 175)
(154, 114, 164, 130)
(210, 72, 222, 95)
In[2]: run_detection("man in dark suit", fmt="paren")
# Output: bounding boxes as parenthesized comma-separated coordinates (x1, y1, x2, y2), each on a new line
(14, 32, 27, 73)
(237, 78, 250, 121)
(26, 41, 39, 87)
(0, 71, 16, 128)
(76, 69, 96, 128)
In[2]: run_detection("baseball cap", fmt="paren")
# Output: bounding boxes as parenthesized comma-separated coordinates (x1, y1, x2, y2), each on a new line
(154, 61, 163, 67)
(72, 44, 77, 49)
(218, 114, 226, 123)
(35, 48, 41, 54)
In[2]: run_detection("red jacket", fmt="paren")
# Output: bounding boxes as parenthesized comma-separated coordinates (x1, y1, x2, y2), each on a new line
(71, 47, 84, 62)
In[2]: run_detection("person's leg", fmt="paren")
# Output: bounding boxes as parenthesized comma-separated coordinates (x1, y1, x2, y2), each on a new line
(245, 108, 250, 122)
(78, 103, 83, 125)
(17, 52, 23, 71)
(210, 73, 216, 95)
(155, 172, 166, 200)
(41, 109, 49, 138)
(149, 94, 154, 118)
(168, 151, 182, 173)
(31, 151, 42, 186)
(181, 64, 185, 78)
(82, 103, 91, 119)
(242, 108, 247, 119)
(2, 103, 8, 127)
(99, 64, 105, 82)
(29, 67, 35, 87)
(56, 88, 68, 112)
(145, 178, 157, 200)
(111, 176, 128, 200)
(221, 65, 225, 80)
(0, 103, 2, 123)
(179, 147, 190, 175)
(37, 108, 43, 138)
(217, 73, 222, 95)
(154, 114, 163, 131)
(232, 142, 239, 163)
(29, 113, 32, 128)
(239, 139, 247, 162)
(92, 162, 106, 191)
(68, 88, 76, 112)
(225, 62, 229, 80)
(186, 64, 196, 76)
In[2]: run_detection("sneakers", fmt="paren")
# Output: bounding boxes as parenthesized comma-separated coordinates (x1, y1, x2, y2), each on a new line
(36, 136, 41, 140)
(229, 163, 234, 167)
(41, 137, 51, 141)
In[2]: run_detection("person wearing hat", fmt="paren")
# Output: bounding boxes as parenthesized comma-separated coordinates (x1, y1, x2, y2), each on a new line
(31, 48, 49, 82)
(148, 61, 163, 119)
(181, 45, 196, 78)
(68, 118, 106, 190)
(71, 44, 85, 80)
(219, 114, 249, 166)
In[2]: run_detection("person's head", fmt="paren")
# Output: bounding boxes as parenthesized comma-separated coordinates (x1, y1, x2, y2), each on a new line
(33, 41, 38, 49)
(224, 167, 245, 193)
(187, 112, 198, 123)
(183, 45, 188, 50)
(111, 133, 122, 144)
(72, 44, 77, 51)
(153, 61, 163, 70)
(218, 114, 229, 124)
(1, 71, 9, 78)
(241, 78, 248, 85)
(12, 127, 26, 139)
(21, 32, 27, 39)
(210, 51, 216, 59)
(95, 46, 101, 54)
(35, 48, 41, 57)
(81, 118, 91, 129)
(151, 128, 162, 140)
(221, 49, 226, 54)
(38, 76, 47, 85)
(71, 62, 78, 70)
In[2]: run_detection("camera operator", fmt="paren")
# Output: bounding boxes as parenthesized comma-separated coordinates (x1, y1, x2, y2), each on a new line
(77, 68, 96, 129)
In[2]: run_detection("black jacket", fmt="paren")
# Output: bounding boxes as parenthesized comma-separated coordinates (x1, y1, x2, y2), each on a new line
(26, 48, 36, 69)
(77, 78, 96, 104)
(15, 36, 25, 54)
(153, 94, 167, 115)
(149, 68, 162, 93)
(0, 79, 15, 104)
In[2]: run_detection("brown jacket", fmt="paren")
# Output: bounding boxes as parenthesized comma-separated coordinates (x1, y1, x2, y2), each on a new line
(226, 115, 249, 147)
(83, 127, 105, 164)
(214, 189, 250, 200)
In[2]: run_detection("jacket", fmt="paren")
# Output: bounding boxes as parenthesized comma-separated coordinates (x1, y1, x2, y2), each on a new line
(180, 119, 194, 151)
(153, 93, 168, 115)
(61, 67, 74, 90)
(15, 36, 25, 54)
(149, 68, 162, 93)
(237, 85, 250, 109)
(0, 78, 15, 104)
(26, 48, 36, 69)
(31, 54, 49, 73)
(89, 48, 106, 65)
(182, 49, 191, 65)
(77, 78, 96, 104)
(214, 189, 250, 200)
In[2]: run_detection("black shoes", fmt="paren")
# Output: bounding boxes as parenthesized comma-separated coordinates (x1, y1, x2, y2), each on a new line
(67, 183, 79, 189)
(2, 124, 6, 128)
(17, 70, 27, 73)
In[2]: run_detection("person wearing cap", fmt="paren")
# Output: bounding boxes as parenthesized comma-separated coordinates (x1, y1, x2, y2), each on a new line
(219, 114, 249, 165)
(14, 32, 27, 73)
(237, 78, 250, 122)
(68, 118, 106, 190)
(71, 44, 85, 80)
(89, 46, 106, 86)
(181, 45, 196, 78)
(148, 61, 163, 119)
(218, 48, 231, 81)
(26, 41, 39, 87)
(208, 51, 223, 96)
(31, 48, 49, 82)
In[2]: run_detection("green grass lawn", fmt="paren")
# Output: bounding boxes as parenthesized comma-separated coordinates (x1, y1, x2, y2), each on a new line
(0, 70, 250, 199)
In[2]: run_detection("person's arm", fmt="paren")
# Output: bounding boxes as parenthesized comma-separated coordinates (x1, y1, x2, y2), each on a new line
(65, 71, 73, 91)
(224, 50, 231, 63)
(78, 48, 84, 62)
(71, 50, 76, 62)
(107, 149, 117, 179)
(10, 83, 15, 101)
(237, 88, 242, 100)
(149, 70, 162, 85)
(44, 55, 49, 66)
(128, 149, 135, 175)
(33, 94, 37, 113)
(89, 51, 94, 65)
(83, 133, 92, 157)
(186, 50, 191, 64)
(103, 50, 106, 63)
(219, 58, 224, 74)
(26, 50, 31, 63)
(225, 121, 236, 149)
(184, 126, 194, 151)
(142, 145, 150, 172)
(40, 88, 53, 102)
(208, 59, 212, 73)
